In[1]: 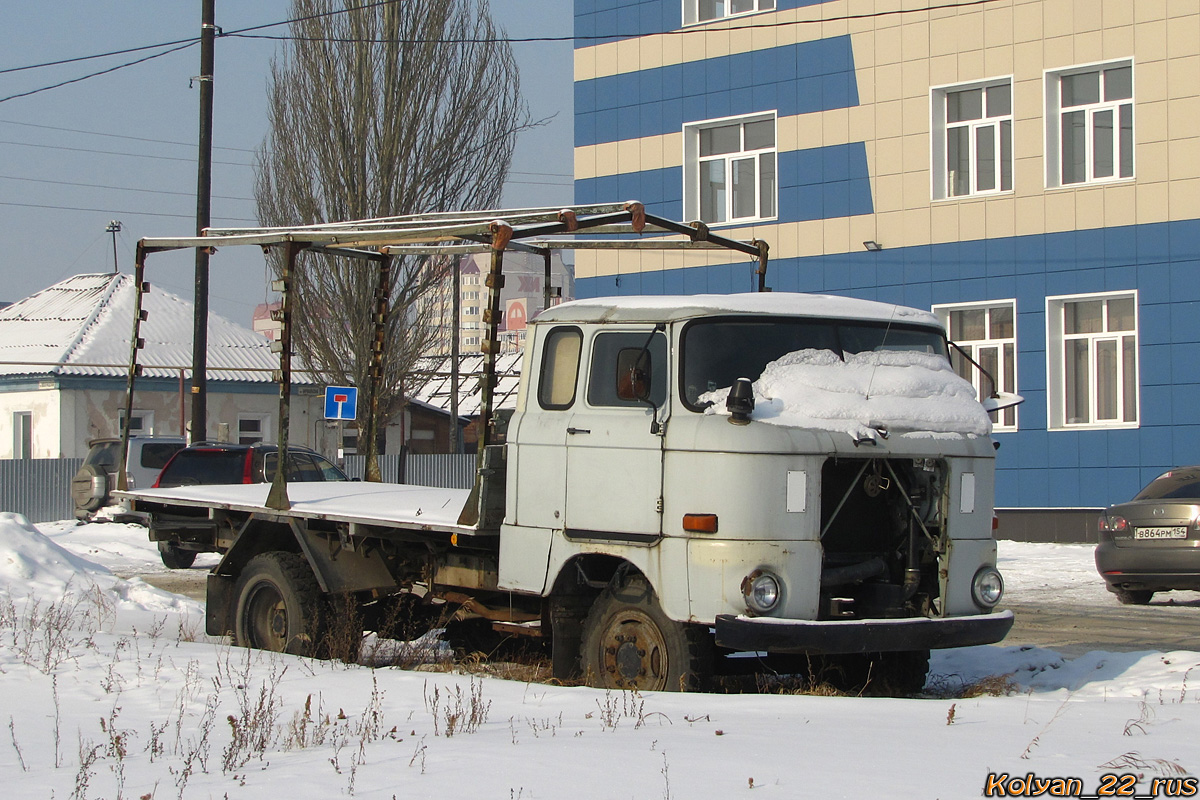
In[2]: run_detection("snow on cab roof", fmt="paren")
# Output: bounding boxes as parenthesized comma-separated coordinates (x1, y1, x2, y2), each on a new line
(535, 292, 943, 328)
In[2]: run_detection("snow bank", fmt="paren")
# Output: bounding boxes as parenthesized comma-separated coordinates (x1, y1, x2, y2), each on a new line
(701, 348, 992, 440)
(0, 512, 201, 623)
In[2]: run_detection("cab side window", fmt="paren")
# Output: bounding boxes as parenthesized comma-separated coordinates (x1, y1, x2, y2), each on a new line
(538, 327, 583, 410)
(587, 332, 668, 408)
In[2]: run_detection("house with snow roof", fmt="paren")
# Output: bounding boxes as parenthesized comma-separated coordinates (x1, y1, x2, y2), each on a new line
(0, 273, 333, 459)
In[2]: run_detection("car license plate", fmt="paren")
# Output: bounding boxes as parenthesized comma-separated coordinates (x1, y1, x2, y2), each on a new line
(1133, 526, 1188, 540)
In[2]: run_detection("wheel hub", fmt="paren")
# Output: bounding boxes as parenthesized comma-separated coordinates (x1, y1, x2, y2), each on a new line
(600, 610, 668, 690)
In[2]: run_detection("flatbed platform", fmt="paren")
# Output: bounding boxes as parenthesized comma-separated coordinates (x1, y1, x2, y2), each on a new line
(120, 482, 483, 537)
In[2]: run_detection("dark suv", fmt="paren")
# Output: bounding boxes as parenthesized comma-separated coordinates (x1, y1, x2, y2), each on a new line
(154, 442, 348, 488)
(150, 443, 348, 568)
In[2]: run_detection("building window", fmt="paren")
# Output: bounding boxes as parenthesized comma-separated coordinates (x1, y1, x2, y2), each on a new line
(237, 414, 271, 445)
(1048, 292, 1138, 429)
(684, 113, 777, 225)
(935, 301, 1018, 430)
(684, 0, 774, 25)
(13, 411, 32, 460)
(118, 410, 154, 436)
(932, 80, 1012, 199)
(1046, 62, 1133, 187)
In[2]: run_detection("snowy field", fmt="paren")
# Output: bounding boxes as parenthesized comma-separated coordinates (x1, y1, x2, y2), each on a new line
(3, 513, 1199, 799)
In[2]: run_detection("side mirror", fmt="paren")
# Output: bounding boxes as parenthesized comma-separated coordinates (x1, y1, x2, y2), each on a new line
(615, 348, 651, 402)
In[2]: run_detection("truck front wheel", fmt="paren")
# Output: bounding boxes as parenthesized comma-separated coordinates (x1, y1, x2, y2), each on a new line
(579, 576, 711, 691)
(233, 552, 327, 657)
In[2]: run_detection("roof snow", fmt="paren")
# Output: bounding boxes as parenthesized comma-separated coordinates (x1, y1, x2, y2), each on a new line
(0, 273, 290, 383)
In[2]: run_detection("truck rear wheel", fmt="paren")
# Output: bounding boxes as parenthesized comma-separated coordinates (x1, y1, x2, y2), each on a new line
(579, 576, 711, 691)
(158, 541, 197, 570)
(233, 552, 328, 657)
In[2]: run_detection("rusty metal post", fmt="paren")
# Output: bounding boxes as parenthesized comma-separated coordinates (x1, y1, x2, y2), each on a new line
(754, 239, 770, 292)
(362, 254, 392, 482)
(266, 241, 304, 511)
(457, 222, 510, 526)
(118, 248, 149, 491)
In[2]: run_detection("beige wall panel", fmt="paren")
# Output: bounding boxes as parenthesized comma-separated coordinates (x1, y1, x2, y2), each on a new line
(1014, 153, 1044, 195)
(1168, 119, 1200, 165)
(873, 25, 903, 66)
(1013, 76, 1043, 122)
(902, 171, 928, 212)
(1013, 2, 1045, 44)
(1168, 56, 1200, 99)
(1138, 141, 1169, 183)
(958, 51, 985, 81)
(574, 45, 595, 81)
(874, 99, 904, 138)
(703, 28, 732, 61)
(852, 29, 876, 69)
(929, 16, 959, 58)
(983, 7, 1015, 50)
(1045, 190, 1078, 232)
(1075, 186, 1106, 232)
(1167, 0, 1197, 18)
(1073, 31, 1103, 64)
(616, 138, 641, 174)
(901, 96, 928, 135)
(1134, 20, 1169, 61)
(1102, 25, 1134, 59)
(847, 105, 876, 141)
(927, 54, 957, 86)
(1166, 14, 1200, 59)
(901, 131, 928, 176)
(1135, 0, 1168, 24)
(1166, 98, 1200, 146)
(1136, 59, 1168, 104)
(1139, 101, 1168, 145)
(955, 10, 987, 53)
(822, 216, 851, 255)
(1136, 182, 1169, 224)
(902, 207, 933, 245)
(1016, 194, 1048, 235)
(875, 173, 905, 213)
(873, 137, 904, 177)
(873, 63, 904, 103)
(1103, 184, 1137, 228)
(983, 46, 1015, 77)
(793, 113, 824, 149)
(875, 211, 908, 250)
(848, 216, 880, 254)
(1043, 35, 1074, 69)
(958, 198, 988, 241)
(1042, 0, 1075, 40)
(986, 197, 1018, 239)
(1169, 178, 1200, 219)
(575, 147, 596, 182)
(616, 37, 641, 72)
(930, 202, 961, 244)
(901, 20, 931, 63)
(1072, 0, 1101, 33)
(823, 107, 851, 143)
(1102, 0, 1135, 28)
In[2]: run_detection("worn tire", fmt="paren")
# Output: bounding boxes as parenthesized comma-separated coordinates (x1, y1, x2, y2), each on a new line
(1115, 589, 1154, 605)
(579, 576, 712, 691)
(158, 541, 198, 570)
(233, 552, 327, 657)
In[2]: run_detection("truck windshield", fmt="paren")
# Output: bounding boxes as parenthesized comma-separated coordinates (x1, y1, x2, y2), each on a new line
(680, 317, 948, 409)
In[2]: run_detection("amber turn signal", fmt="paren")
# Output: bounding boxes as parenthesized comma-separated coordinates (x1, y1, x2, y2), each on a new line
(683, 513, 718, 533)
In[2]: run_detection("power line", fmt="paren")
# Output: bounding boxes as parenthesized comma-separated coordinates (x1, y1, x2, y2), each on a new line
(0, 41, 197, 105)
(0, 173, 255, 201)
(0, 138, 254, 167)
(0, 200, 257, 223)
(0, 118, 257, 154)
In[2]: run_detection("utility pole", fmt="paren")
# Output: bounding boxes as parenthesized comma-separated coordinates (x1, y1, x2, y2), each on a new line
(106, 220, 121, 273)
(191, 0, 216, 443)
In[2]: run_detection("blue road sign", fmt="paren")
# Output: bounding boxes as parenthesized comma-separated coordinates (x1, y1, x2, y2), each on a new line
(324, 386, 358, 420)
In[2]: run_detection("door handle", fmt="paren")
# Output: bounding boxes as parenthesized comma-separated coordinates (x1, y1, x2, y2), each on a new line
(567, 427, 591, 435)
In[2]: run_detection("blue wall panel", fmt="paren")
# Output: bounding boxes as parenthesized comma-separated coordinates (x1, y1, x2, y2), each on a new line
(575, 36, 858, 147)
(575, 0, 839, 47)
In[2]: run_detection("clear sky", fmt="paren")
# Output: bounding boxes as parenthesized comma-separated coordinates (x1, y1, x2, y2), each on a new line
(0, 1, 574, 323)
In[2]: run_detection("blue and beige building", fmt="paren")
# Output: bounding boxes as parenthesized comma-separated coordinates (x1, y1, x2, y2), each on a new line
(572, 0, 1200, 537)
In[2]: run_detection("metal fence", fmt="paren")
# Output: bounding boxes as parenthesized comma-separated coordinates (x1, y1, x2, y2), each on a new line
(343, 453, 475, 489)
(0, 458, 83, 523)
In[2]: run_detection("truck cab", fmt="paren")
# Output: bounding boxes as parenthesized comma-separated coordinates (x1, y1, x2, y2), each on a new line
(500, 292, 1012, 691)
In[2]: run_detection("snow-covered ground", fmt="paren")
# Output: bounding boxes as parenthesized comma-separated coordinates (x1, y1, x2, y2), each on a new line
(2, 513, 1198, 799)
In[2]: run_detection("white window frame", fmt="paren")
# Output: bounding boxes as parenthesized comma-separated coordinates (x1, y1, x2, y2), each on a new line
(1045, 59, 1134, 188)
(118, 409, 155, 436)
(13, 411, 32, 460)
(683, 0, 775, 26)
(933, 300, 1019, 431)
(236, 413, 271, 445)
(683, 112, 778, 226)
(931, 78, 1013, 200)
(1046, 291, 1139, 430)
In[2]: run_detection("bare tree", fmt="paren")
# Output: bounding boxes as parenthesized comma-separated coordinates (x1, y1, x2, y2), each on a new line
(255, 0, 532, 478)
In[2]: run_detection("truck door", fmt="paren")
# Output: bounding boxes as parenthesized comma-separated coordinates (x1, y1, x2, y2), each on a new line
(564, 329, 668, 541)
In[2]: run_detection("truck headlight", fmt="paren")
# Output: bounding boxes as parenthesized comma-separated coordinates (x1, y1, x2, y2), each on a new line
(972, 566, 1004, 609)
(742, 570, 781, 615)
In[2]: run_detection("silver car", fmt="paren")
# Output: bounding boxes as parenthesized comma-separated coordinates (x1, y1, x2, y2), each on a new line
(71, 437, 186, 520)
(1095, 467, 1200, 604)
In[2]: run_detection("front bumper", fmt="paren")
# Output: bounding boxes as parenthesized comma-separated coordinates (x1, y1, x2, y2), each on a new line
(714, 610, 1014, 655)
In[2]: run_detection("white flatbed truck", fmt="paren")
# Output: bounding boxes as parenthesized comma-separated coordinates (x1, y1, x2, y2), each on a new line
(119, 204, 1014, 692)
